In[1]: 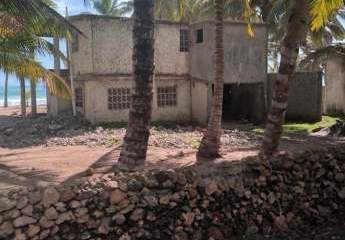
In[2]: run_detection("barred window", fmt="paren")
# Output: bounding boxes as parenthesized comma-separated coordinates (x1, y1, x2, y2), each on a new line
(157, 86, 177, 107)
(72, 31, 78, 52)
(75, 88, 83, 108)
(108, 88, 131, 110)
(180, 29, 189, 52)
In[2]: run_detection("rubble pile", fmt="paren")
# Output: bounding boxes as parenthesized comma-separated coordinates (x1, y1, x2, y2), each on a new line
(0, 114, 259, 149)
(1, 147, 345, 239)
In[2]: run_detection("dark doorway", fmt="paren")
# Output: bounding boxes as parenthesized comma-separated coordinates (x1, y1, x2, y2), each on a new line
(222, 83, 265, 123)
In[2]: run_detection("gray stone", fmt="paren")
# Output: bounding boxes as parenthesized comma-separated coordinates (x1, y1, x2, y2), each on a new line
(205, 180, 218, 196)
(110, 189, 126, 204)
(56, 211, 74, 224)
(130, 208, 144, 222)
(127, 179, 144, 192)
(21, 204, 34, 216)
(0, 221, 14, 237)
(9, 209, 21, 219)
(17, 196, 29, 209)
(60, 188, 76, 202)
(70, 200, 81, 209)
(42, 187, 60, 207)
(44, 207, 58, 220)
(39, 229, 50, 239)
(39, 216, 54, 228)
(28, 225, 41, 238)
(13, 216, 37, 227)
(335, 173, 345, 182)
(98, 218, 111, 234)
(113, 214, 126, 225)
(0, 197, 16, 212)
(14, 229, 26, 240)
(28, 191, 41, 204)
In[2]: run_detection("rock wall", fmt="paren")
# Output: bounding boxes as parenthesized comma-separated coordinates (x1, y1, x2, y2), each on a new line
(1, 147, 345, 240)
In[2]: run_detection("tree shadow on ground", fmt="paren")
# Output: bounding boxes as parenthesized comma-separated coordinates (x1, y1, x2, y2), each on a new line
(0, 113, 92, 149)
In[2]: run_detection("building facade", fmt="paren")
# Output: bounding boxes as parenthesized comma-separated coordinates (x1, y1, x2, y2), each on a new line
(53, 14, 268, 124)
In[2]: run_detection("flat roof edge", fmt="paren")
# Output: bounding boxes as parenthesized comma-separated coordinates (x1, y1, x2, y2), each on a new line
(68, 14, 189, 26)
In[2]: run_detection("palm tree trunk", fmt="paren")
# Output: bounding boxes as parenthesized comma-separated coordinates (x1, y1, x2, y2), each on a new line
(30, 80, 37, 117)
(19, 76, 26, 117)
(261, 0, 308, 157)
(4, 72, 8, 107)
(197, 0, 224, 160)
(118, 0, 155, 168)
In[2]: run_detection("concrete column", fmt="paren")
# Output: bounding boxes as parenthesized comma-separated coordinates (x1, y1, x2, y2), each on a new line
(47, 37, 72, 116)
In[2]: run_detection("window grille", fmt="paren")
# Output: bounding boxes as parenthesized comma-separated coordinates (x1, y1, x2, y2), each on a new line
(157, 86, 177, 107)
(108, 88, 131, 110)
(180, 29, 189, 52)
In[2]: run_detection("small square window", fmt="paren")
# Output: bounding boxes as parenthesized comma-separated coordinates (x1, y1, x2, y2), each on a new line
(180, 29, 189, 52)
(157, 86, 177, 107)
(75, 87, 83, 108)
(108, 88, 131, 110)
(196, 29, 203, 43)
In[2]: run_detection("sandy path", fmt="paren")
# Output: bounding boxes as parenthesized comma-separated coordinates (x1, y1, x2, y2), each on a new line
(0, 145, 110, 194)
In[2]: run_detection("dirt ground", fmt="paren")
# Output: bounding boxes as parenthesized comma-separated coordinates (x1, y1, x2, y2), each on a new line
(0, 105, 344, 195)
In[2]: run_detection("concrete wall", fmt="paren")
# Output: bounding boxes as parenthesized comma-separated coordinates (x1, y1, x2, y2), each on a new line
(191, 80, 209, 124)
(324, 53, 345, 115)
(69, 18, 93, 75)
(82, 76, 191, 124)
(267, 72, 323, 122)
(70, 15, 189, 76)
(189, 21, 267, 84)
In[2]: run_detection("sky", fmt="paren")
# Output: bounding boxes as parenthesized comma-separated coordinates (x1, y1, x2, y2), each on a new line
(0, 0, 95, 87)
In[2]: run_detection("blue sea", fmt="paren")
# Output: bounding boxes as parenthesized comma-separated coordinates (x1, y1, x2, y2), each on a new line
(0, 82, 47, 106)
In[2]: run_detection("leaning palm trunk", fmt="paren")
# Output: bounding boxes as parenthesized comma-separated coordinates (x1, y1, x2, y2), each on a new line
(261, 0, 308, 157)
(19, 76, 26, 117)
(4, 72, 8, 107)
(118, 0, 155, 168)
(30, 80, 37, 117)
(197, 0, 224, 160)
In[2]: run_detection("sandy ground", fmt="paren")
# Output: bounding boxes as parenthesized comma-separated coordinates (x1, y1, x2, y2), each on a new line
(0, 105, 344, 195)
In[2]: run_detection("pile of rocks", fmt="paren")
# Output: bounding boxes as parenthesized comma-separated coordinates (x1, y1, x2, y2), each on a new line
(1, 147, 344, 239)
(0, 113, 259, 149)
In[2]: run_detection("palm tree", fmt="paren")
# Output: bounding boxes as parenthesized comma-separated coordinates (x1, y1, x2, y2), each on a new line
(92, 0, 133, 16)
(0, 0, 75, 113)
(19, 76, 26, 117)
(197, 0, 224, 160)
(30, 80, 37, 117)
(118, 0, 155, 168)
(261, 0, 344, 158)
(3, 72, 9, 107)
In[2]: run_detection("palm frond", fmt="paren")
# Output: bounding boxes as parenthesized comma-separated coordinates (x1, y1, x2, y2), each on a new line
(310, 0, 345, 31)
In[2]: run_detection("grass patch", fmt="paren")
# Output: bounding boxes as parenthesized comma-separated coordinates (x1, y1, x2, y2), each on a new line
(189, 139, 201, 149)
(252, 116, 343, 135)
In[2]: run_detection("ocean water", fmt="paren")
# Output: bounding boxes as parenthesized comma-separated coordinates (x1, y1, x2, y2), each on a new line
(0, 83, 47, 106)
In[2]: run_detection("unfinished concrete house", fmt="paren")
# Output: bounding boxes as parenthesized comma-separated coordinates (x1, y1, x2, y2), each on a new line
(62, 14, 267, 124)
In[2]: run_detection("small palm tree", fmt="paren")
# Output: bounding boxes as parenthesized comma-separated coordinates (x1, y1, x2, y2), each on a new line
(0, 0, 77, 117)
(118, 0, 155, 168)
(197, 0, 225, 160)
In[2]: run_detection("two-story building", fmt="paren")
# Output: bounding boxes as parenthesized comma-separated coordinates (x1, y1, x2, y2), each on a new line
(48, 14, 268, 124)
